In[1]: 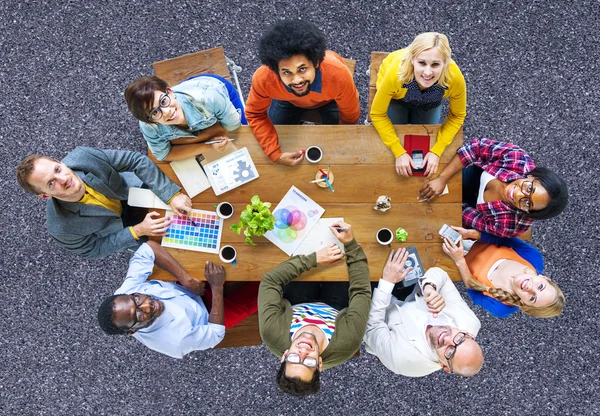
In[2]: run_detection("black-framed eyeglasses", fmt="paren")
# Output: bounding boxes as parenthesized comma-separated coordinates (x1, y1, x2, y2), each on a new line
(147, 91, 171, 121)
(444, 332, 474, 372)
(518, 180, 538, 213)
(285, 353, 318, 369)
(125, 293, 148, 331)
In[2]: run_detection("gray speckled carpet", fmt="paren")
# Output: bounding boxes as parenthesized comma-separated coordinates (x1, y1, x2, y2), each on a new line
(1, 1, 598, 415)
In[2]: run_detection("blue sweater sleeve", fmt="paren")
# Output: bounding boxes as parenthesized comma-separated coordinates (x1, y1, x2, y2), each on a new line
(467, 289, 519, 318)
(479, 233, 544, 274)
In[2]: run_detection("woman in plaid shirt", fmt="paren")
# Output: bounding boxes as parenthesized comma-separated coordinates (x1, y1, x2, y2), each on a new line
(419, 138, 568, 237)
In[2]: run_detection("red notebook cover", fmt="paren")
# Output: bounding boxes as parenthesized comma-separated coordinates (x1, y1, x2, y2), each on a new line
(403, 134, 430, 176)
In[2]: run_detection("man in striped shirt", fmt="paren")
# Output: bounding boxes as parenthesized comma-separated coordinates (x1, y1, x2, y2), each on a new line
(258, 221, 371, 396)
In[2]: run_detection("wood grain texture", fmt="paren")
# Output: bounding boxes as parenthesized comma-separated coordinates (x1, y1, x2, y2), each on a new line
(216, 313, 262, 349)
(367, 51, 390, 121)
(148, 124, 463, 283)
(148, 125, 461, 166)
(153, 46, 231, 86)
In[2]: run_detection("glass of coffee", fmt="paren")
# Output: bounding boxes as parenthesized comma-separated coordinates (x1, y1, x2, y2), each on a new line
(216, 202, 234, 219)
(305, 146, 323, 163)
(219, 245, 237, 264)
(376, 228, 393, 248)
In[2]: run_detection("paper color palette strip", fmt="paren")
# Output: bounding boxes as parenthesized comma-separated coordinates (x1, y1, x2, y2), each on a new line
(161, 209, 223, 254)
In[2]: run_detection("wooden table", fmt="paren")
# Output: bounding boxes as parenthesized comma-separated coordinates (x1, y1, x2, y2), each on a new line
(150, 124, 462, 282)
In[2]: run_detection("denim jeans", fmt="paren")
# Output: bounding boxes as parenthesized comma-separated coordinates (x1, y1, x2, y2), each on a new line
(268, 99, 340, 125)
(283, 281, 349, 311)
(387, 99, 442, 124)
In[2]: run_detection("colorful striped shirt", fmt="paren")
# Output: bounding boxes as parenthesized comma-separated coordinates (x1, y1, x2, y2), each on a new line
(290, 302, 338, 342)
(458, 138, 535, 237)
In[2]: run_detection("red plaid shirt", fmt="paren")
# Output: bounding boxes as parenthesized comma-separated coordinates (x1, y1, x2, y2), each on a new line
(458, 138, 535, 237)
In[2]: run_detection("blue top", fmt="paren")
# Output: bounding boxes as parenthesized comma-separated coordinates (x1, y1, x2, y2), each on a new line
(139, 76, 242, 160)
(115, 244, 225, 358)
(466, 233, 544, 318)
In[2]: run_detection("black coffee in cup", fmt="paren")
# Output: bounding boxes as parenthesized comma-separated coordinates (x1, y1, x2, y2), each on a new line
(307, 147, 322, 161)
(218, 203, 233, 217)
(377, 228, 392, 242)
(221, 246, 236, 260)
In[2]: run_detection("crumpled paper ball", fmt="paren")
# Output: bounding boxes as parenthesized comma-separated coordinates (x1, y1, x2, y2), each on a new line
(374, 195, 391, 212)
(396, 228, 408, 242)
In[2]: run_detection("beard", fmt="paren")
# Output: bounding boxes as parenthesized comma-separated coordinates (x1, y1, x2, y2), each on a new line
(287, 81, 312, 97)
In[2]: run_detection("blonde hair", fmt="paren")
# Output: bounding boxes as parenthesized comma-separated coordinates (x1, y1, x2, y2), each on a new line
(397, 32, 452, 87)
(468, 278, 565, 318)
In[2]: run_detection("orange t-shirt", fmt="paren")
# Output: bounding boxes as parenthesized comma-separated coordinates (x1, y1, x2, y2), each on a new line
(465, 242, 535, 301)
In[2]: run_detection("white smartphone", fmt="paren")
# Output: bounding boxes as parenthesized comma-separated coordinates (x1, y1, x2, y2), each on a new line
(439, 224, 461, 245)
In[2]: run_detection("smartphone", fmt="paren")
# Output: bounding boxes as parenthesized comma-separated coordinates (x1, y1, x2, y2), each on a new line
(412, 150, 424, 169)
(439, 224, 461, 245)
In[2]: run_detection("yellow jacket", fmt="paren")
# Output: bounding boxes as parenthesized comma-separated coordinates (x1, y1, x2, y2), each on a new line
(370, 48, 466, 157)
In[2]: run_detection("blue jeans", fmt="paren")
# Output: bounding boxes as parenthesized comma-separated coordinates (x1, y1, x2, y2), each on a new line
(183, 74, 247, 125)
(268, 99, 340, 125)
(387, 100, 442, 124)
(283, 282, 349, 311)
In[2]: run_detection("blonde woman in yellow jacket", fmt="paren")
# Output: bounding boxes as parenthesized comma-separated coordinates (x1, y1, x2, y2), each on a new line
(371, 32, 466, 177)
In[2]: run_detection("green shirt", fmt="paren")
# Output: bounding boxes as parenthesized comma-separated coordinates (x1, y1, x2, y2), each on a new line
(258, 239, 371, 370)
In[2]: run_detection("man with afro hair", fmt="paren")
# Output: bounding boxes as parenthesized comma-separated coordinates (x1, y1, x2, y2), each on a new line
(245, 20, 360, 166)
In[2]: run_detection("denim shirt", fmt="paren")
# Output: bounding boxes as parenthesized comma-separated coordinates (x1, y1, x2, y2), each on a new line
(139, 76, 241, 160)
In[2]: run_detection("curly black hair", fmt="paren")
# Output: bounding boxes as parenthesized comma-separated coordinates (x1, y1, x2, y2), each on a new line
(97, 295, 127, 335)
(258, 20, 327, 73)
(275, 361, 321, 396)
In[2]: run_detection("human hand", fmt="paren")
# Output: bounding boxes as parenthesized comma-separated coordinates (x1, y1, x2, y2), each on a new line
(211, 136, 229, 152)
(395, 153, 415, 177)
(382, 248, 412, 284)
(204, 261, 226, 289)
(133, 211, 172, 237)
(316, 243, 345, 266)
(442, 237, 465, 264)
(423, 284, 446, 317)
(418, 177, 447, 202)
(329, 221, 354, 244)
(450, 226, 481, 240)
(423, 152, 440, 177)
(169, 193, 193, 217)
(187, 280, 206, 296)
(276, 150, 304, 167)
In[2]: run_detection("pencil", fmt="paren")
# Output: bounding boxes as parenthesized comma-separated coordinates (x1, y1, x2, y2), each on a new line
(318, 168, 329, 179)
(322, 176, 335, 192)
(203, 139, 236, 145)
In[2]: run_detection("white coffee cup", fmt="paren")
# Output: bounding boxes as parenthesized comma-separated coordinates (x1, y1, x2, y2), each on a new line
(219, 245, 237, 264)
(216, 202, 234, 219)
(376, 228, 393, 248)
(305, 145, 323, 163)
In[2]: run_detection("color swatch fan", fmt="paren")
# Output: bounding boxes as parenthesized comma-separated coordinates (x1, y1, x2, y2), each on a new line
(161, 209, 223, 254)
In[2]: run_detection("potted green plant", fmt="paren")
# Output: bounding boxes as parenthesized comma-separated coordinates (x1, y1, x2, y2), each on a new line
(230, 195, 275, 246)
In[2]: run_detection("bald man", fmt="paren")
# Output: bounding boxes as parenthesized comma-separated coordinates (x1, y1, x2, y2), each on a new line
(364, 248, 483, 377)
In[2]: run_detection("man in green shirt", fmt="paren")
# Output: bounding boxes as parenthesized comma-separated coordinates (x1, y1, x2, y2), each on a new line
(258, 221, 371, 396)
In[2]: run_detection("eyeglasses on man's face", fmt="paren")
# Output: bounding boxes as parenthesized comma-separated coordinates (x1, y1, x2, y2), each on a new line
(443, 332, 474, 372)
(147, 92, 171, 121)
(125, 293, 151, 331)
(285, 353, 318, 369)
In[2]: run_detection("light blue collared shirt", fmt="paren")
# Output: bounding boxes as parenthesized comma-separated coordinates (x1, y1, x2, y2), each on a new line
(115, 244, 225, 358)
(139, 76, 241, 160)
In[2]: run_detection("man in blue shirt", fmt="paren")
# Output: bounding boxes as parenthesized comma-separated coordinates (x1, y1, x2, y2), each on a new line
(97, 241, 257, 358)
